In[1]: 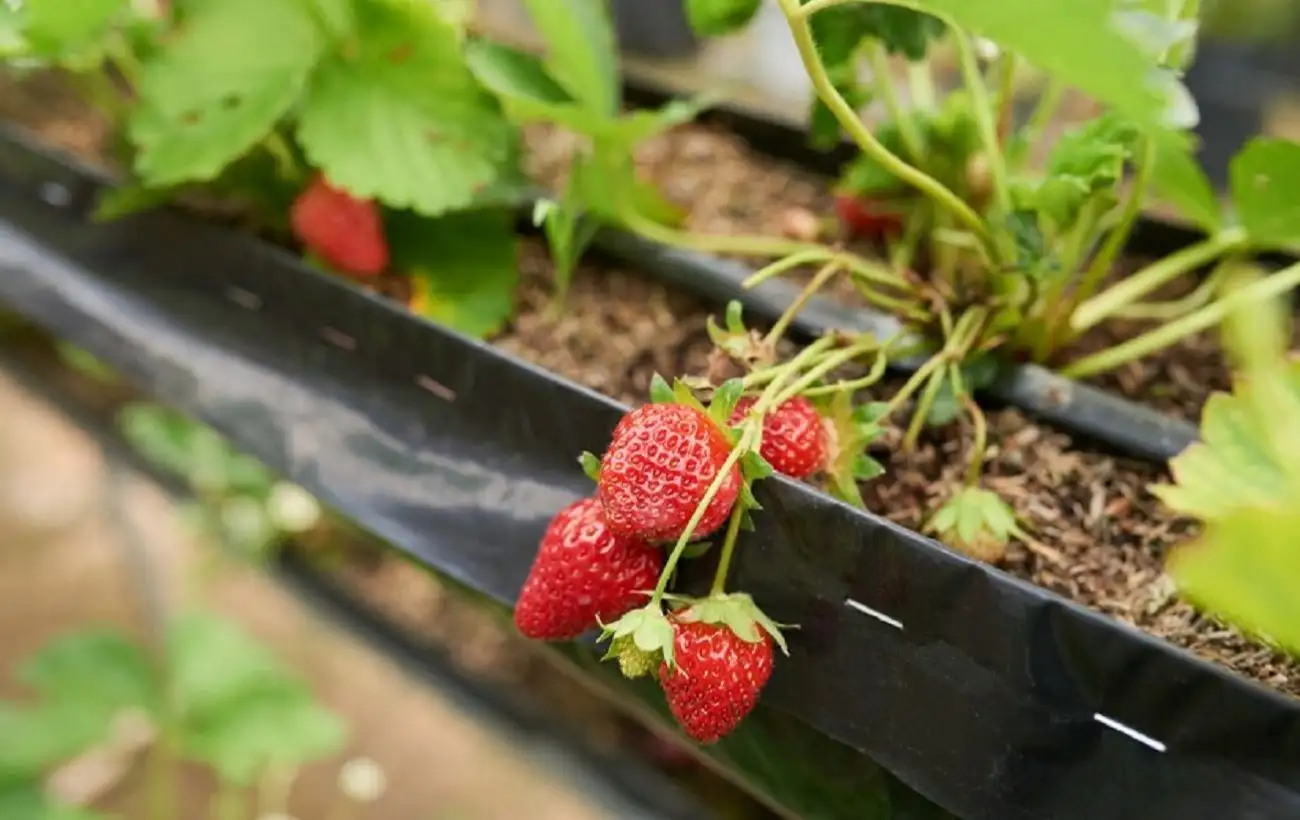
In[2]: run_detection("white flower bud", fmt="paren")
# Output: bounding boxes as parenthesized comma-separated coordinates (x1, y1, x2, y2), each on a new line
(338, 757, 387, 804)
(975, 37, 1001, 62)
(266, 482, 322, 533)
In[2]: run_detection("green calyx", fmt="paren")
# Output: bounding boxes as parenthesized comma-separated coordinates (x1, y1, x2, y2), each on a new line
(924, 486, 1025, 563)
(599, 604, 676, 667)
(675, 592, 791, 657)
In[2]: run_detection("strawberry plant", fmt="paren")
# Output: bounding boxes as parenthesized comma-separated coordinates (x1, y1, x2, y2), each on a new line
(118, 401, 322, 561)
(1154, 267, 1300, 656)
(0, 0, 539, 337)
(492, 0, 1300, 562)
(0, 612, 348, 820)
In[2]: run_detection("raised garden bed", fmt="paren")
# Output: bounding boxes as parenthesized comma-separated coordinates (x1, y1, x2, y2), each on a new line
(3, 112, 1300, 818)
(5, 2, 1300, 818)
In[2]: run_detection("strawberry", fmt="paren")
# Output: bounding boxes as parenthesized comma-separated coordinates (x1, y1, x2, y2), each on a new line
(290, 174, 389, 278)
(728, 395, 827, 480)
(833, 193, 904, 241)
(514, 497, 663, 641)
(659, 617, 774, 744)
(597, 403, 741, 542)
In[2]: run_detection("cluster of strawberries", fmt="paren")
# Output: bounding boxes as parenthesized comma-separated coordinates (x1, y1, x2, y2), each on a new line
(287, 170, 837, 744)
(514, 395, 828, 744)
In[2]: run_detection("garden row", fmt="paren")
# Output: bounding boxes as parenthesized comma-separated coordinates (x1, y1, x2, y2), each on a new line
(3, 1, 1300, 818)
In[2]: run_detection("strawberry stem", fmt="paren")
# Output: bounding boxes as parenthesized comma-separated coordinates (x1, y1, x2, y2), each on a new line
(777, 0, 998, 263)
(741, 335, 839, 393)
(771, 336, 885, 406)
(709, 502, 748, 596)
(763, 259, 844, 351)
(1012, 78, 1064, 170)
(743, 249, 837, 289)
(619, 208, 822, 261)
(878, 305, 986, 426)
(1070, 227, 1249, 333)
(800, 348, 894, 396)
(864, 40, 924, 162)
(1062, 260, 1300, 379)
(962, 394, 989, 487)
(953, 29, 1011, 215)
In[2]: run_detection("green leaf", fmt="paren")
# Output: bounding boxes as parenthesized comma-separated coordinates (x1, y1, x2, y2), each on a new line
(430, 0, 475, 36)
(579, 451, 602, 482)
(709, 379, 746, 426)
(1032, 114, 1139, 231)
(649, 374, 674, 403)
(851, 454, 884, 481)
(612, 95, 716, 147)
(1149, 128, 1221, 232)
(55, 343, 117, 385)
(670, 378, 709, 414)
(822, 392, 886, 508)
(0, 704, 105, 782)
(1153, 360, 1300, 519)
(130, 0, 325, 186)
(296, 0, 515, 216)
(465, 38, 574, 108)
(21, 0, 127, 66)
(0, 0, 26, 53)
(1112, 5, 1197, 62)
(569, 146, 629, 221)
(837, 126, 910, 197)
(91, 182, 175, 223)
(1003, 208, 1055, 276)
(810, 2, 944, 62)
(304, 0, 357, 39)
(537, 163, 601, 299)
(0, 632, 156, 783)
(390, 209, 519, 339)
(1170, 505, 1300, 656)
(168, 613, 287, 717)
(1047, 114, 1140, 183)
(741, 450, 775, 481)
(1229, 138, 1300, 249)
(685, 0, 763, 37)
(725, 301, 746, 334)
(17, 631, 157, 718)
(907, 0, 1175, 128)
(681, 540, 715, 559)
(178, 682, 345, 784)
(0, 783, 115, 820)
(518, 0, 618, 116)
(168, 613, 344, 782)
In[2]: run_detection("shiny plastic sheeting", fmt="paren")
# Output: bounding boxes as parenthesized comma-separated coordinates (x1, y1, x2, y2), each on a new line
(1, 128, 1299, 820)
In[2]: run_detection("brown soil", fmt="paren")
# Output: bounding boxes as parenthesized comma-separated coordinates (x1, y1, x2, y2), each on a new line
(3, 70, 1296, 706)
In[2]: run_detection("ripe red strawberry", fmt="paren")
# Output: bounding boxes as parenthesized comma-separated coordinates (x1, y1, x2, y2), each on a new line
(659, 618, 773, 744)
(728, 395, 827, 480)
(514, 497, 663, 640)
(598, 403, 741, 542)
(833, 193, 904, 241)
(290, 174, 389, 278)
